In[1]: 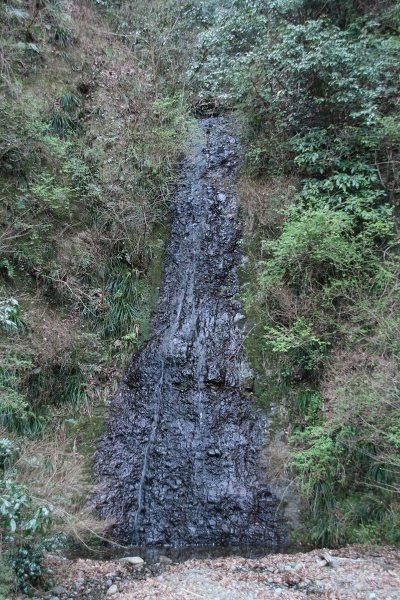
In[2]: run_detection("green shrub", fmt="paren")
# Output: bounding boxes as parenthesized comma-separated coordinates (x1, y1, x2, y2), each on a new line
(201, 0, 400, 545)
(9, 545, 43, 595)
(0, 474, 51, 594)
(260, 207, 367, 286)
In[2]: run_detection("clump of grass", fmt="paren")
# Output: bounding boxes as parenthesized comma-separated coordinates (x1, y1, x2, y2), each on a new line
(49, 110, 80, 137)
(0, 297, 24, 334)
(1, 432, 108, 595)
(53, 26, 70, 48)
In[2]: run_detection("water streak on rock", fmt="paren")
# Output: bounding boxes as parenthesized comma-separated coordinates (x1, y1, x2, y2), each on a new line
(95, 117, 285, 547)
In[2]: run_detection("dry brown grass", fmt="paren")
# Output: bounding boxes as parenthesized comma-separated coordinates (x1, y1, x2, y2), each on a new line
(322, 350, 400, 426)
(0, 297, 79, 372)
(239, 175, 299, 245)
(261, 433, 290, 481)
(4, 431, 109, 545)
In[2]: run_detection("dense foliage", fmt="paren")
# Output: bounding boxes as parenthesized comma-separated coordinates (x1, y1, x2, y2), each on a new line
(191, 0, 400, 545)
(0, 0, 196, 593)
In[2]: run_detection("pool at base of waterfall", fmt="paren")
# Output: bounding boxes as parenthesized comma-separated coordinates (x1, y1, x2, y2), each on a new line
(67, 542, 308, 564)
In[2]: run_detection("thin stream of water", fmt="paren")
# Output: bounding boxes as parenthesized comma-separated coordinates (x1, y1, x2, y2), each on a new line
(95, 117, 287, 550)
(132, 360, 164, 545)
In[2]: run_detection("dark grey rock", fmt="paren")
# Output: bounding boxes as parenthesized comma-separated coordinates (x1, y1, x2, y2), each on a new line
(207, 448, 222, 458)
(94, 117, 286, 548)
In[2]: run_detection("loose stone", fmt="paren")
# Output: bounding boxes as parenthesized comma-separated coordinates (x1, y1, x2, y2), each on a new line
(107, 584, 118, 596)
(119, 557, 144, 566)
(51, 587, 65, 596)
(355, 583, 364, 591)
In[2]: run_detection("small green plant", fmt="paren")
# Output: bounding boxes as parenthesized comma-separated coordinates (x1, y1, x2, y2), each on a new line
(0, 298, 23, 333)
(0, 259, 14, 279)
(0, 438, 13, 470)
(0, 476, 51, 594)
(49, 109, 80, 137)
(31, 172, 71, 214)
(91, 106, 103, 118)
(8, 545, 43, 595)
(59, 92, 80, 112)
(53, 27, 69, 48)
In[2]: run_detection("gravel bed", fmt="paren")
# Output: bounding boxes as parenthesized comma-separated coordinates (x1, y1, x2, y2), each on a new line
(22, 545, 400, 600)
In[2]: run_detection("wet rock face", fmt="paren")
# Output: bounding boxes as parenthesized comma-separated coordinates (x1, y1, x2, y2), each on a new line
(95, 117, 285, 547)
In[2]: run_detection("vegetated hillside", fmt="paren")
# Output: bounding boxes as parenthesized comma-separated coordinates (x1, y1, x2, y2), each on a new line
(190, 0, 400, 546)
(1, 0, 400, 595)
(0, 0, 196, 595)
